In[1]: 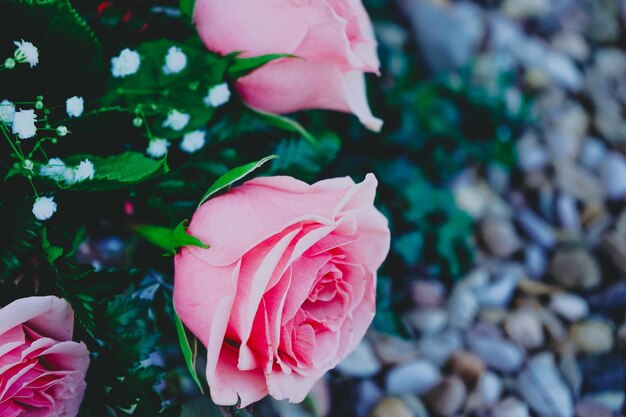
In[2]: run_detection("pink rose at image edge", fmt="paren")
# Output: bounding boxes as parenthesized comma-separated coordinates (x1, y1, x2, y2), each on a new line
(174, 173, 390, 407)
(0, 296, 89, 417)
(193, 0, 383, 131)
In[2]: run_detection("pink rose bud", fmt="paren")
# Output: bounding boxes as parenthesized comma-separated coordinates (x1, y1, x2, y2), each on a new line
(193, 0, 383, 131)
(174, 174, 390, 406)
(0, 296, 89, 416)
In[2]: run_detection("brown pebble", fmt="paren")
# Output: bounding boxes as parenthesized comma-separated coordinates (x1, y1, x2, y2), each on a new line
(448, 351, 485, 387)
(423, 376, 467, 416)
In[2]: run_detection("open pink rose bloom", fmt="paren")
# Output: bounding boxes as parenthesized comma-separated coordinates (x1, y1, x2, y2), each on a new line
(194, 0, 383, 131)
(0, 296, 89, 417)
(174, 174, 390, 406)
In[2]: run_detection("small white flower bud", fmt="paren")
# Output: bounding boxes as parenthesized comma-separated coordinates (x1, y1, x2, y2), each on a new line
(56, 125, 68, 136)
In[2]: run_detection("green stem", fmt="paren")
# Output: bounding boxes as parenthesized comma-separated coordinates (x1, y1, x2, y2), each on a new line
(55, 105, 133, 124)
(0, 122, 24, 161)
(28, 137, 52, 160)
(27, 178, 39, 198)
(137, 106, 154, 141)
(117, 87, 167, 95)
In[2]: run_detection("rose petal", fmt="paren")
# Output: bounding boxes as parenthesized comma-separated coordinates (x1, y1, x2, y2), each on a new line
(0, 297, 74, 342)
(0, 402, 23, 417)
(0, 326, 26, 358)
(266, 365, 324, 404)
(235, 227, 301, 371)
(236, 60, 382, 131)
(36, 341, 90, 375)
(208, 346, 268, 407)
(328, 0, 380, 70)
(194, 0, 309, 57)
(187, 176, 355, 266)
(174, 250, 240, 383)
(289, 0, 364, 71)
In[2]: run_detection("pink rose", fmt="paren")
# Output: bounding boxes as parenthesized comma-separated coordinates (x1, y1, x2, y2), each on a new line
(174, 174, 390, 406)
(0, 296, 89, 417)
(194, 0, 383, 131)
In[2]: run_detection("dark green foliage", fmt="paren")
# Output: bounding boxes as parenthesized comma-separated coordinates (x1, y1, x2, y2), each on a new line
(180, 397, 222, 417)
(0, 195, 38, 281)
(80, 290, 167, 417)
(373, 276, 410, 336)
(0, 0, 105, 101)
(398, 73, 527, 183)
(270, 134, 342, 182)
(401, 170, 474, 277)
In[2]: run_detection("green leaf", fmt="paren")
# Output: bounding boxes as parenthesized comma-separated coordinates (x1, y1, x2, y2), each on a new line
(248, 106, 317, 144)
(135, 221, 209, 255)
(227, 53, 293, 79)
(61, 152, 168, 191)
(41, 228, 63, 264)
(179, 0, 195, 21)
(174, 305, 204, 394)
(199, 155, 277, 205)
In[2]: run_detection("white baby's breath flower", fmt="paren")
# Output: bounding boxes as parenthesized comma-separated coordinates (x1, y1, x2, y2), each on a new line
(74, 159, 95, 182)
(162, 46, 187, 75)
(180, 130, 206, 153)
(162, 109, 189, 131)
(146, 138, 170, 158)
(32, 196, 57, 221)
(40, 158, 66, 181)
(111, 48, 141, 78)
(203, 83, 231, 108)
(12, 109, 36, 139)
(13, 40, 39, 67)
(0, 99, 15, 125)
(66, 96, 84, 118)
(40, 158, 74, 184)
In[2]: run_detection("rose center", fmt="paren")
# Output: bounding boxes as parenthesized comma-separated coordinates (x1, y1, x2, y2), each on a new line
(302, 260, 352, 329)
